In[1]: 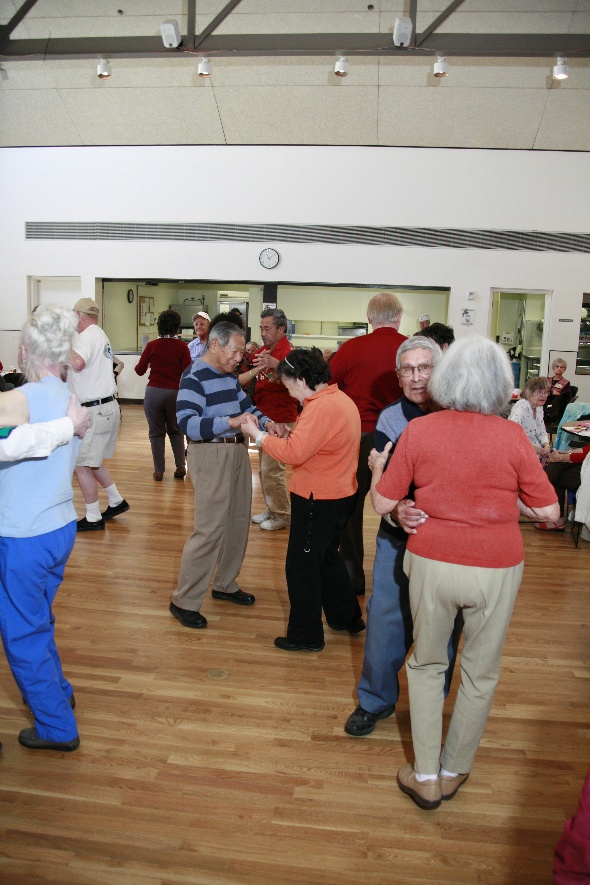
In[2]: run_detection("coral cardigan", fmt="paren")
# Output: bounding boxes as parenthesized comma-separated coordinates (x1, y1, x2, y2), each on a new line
(262, 385, 360, 500)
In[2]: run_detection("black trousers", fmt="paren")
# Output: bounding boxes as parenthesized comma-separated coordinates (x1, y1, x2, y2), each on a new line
(545, 461, 582, 516)
(339, 430, 374, 594)
(285, 492, 362, 645)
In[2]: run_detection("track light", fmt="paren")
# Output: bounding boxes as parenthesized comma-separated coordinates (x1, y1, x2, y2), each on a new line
(97, 59, 111, 80)
(160, 19, 182, 49)
(433, 56, 448, 78)
(197, 57, 211, 78)
(334, 56, 349, 77)
(0, 64, 7, 82)
(553, 56, 568, 80)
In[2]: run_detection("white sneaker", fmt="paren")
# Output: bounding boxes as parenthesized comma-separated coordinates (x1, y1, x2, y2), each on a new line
(260, 516, 288, 531)
(251, 509, 271, 524)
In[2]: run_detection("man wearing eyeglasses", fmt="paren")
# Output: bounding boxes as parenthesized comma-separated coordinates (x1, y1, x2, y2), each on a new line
(344, 336, 462, 738)
(329, 292, 407, 597)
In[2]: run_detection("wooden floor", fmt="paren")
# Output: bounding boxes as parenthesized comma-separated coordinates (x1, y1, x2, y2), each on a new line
(1, 404, 589, 885)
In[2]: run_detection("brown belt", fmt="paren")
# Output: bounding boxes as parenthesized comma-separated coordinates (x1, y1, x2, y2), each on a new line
(189, 434, 245, 445)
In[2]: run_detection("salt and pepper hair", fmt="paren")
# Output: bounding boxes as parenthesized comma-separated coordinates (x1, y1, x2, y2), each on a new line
(277, 347, 330, 390)
(522, 375, 549, 399)
(260, 307, 288, 330)
(551, 357, 567, 371)
(395, 335, 442, 370)
(428, 335, 514, 415)
(366, 292, 403, 326)
(207, 321, 245, 350)
(20, 303, 78, 382)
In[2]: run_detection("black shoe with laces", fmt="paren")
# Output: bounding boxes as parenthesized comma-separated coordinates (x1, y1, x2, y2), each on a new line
(169, 601, 207, 629)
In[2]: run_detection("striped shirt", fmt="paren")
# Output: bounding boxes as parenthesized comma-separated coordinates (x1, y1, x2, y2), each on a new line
(177, 357, 269, 441)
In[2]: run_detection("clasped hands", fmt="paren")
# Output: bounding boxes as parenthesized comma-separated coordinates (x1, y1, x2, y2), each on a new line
(231, 413, 290, 439)
(368, 440, 428, 535)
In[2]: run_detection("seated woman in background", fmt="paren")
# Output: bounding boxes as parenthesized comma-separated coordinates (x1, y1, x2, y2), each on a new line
(508, 376, 551, 463)
(544, 357, 572, 427)
(241, 348, 364, 652)
(134, 309, 191, 481)
(535, 443, 590, 531)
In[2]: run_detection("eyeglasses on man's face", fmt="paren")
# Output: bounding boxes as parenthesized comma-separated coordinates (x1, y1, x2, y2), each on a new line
(398, 363, 434, 378)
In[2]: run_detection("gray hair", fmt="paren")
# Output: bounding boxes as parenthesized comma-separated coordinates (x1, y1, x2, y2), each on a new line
(396, 335, 442, 370)
(428, 335, 514, 415)
(260, 308, 287, 330)
(207, 321, 245, 349)
(551, 357, 567, 370)
(20, 303, 77, 382)
(367, 292, 403, 326)
(522, 376, 549, 399)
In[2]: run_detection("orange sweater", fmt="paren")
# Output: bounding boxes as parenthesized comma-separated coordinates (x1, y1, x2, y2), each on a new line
(262, 385, 360, 500)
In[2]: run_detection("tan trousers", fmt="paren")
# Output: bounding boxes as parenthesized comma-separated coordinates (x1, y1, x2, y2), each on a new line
(403, 550, 523, 775)
(172, 442, 252, 612)
(258, 422, 294, 522)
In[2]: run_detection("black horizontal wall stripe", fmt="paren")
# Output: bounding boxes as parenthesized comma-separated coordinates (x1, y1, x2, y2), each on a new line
(24, 222, 590, 254)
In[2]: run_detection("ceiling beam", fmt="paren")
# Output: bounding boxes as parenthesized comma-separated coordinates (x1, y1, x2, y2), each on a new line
(1, 33, 589, 62)
(194, 0, 244, 52)
(0, 0, 40, 47)
(415, 0, 467, 48)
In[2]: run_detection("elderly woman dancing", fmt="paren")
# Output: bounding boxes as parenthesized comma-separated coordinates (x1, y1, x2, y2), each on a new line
(0, 305, 83, 752)
(370, 336, 558, 809)
(241, 348, 363, 651)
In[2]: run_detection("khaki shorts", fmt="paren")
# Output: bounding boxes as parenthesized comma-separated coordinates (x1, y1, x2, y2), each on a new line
(76, 400, 121, 468)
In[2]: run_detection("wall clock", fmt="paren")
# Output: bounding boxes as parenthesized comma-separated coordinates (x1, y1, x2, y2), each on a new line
(127, 289, 134, 303)
(259, 248, 279, 269)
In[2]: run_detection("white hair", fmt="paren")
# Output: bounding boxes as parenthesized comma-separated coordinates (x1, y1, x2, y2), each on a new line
(20, 304, 77, 381)
(428, 335, 513, 415)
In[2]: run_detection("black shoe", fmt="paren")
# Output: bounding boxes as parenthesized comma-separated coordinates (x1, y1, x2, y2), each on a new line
(18, 727, 80, 752)
(344, 704, 396, 737)
(77, 517, 105, 532)
(274, 636, 325, 652)
(328, 617, 366, 634)
(169, 601, 207, 629)
(101, 499, 130, 521)
(23, 694, 75, 710)
(211, 588, 255, 606)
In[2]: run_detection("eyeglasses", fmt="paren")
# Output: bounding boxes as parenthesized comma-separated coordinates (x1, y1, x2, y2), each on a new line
(398, 363, 434, 377)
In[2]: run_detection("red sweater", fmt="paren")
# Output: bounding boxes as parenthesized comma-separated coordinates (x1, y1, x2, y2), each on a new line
(262, 385, 360, 500)
(254, 335, 298, 422)
(135, 337, 191, 389)
(329, 327, 407, 431)
(377, 410, 557, 568)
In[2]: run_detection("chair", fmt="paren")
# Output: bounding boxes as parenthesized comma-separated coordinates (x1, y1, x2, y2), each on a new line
(566, 490, 583, 547)
(553, 402, 590, 450)
(545, 386, 578, 442)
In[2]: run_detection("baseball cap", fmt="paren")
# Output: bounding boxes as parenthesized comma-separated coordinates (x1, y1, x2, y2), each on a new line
(192, 311, 210, 322)
(74, 298, 100, 316)
(419, 314, 430, 322)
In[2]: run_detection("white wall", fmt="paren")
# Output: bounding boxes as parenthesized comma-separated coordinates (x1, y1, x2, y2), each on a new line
(1, 145, 589, 399)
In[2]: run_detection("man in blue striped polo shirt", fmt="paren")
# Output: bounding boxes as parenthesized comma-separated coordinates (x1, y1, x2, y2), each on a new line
(169, 322, 276, 629)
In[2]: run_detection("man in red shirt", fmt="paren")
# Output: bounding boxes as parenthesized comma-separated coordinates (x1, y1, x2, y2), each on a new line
(251, 308, 298, 531)
(329, 292, 407, 595)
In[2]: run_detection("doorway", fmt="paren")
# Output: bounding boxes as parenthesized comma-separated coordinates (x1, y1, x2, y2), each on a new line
(490, 289, 550, 388)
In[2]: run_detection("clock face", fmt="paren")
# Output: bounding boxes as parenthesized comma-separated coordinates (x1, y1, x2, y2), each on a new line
(259, 248, 279, 269)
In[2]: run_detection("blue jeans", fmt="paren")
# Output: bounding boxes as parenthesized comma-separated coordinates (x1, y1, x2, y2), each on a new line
(0, 522, 78, 742)
(357, 528, 462, 714)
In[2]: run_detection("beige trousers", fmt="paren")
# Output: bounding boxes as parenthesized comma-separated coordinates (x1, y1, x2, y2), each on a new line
(403, 550, 523, 775)
(172, 442, 252, 612)
(258, 422, 294, 522)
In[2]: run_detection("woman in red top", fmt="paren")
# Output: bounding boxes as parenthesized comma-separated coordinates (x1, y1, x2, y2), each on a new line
(370, 335, 558, 811)
(242, 348, 363, 652)
(135, 310, 191, 481)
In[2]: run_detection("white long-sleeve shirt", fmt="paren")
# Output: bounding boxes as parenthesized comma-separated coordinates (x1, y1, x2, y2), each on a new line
(0, 417, 74, 462)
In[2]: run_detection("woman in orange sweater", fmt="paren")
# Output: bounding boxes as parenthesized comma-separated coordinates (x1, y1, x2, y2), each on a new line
(242, 348, 364, 652)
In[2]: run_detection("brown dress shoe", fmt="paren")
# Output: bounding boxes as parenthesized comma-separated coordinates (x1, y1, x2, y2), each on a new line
(173, 467, 186, 479)
(397, 764, 441, 810)
(153, 472, 164, 481)
(440, 772, 470, 800)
